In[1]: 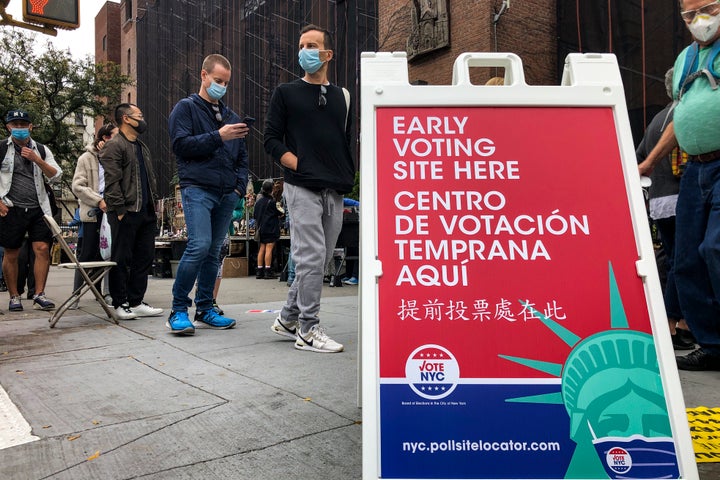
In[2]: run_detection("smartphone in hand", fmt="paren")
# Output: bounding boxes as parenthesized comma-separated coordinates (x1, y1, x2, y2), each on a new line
(243, 116, 256, 128)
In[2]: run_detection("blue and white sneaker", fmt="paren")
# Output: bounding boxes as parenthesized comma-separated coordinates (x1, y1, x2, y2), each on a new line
(33, 292, 55, 311)
(9, 295, 22, 312)
(342, 277, 358, 285)
(194, 309, 236, 329)
(167, 311, 195, 335)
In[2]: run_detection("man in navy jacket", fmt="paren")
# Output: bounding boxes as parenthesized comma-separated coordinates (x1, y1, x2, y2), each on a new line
(167, 54, 250, 335)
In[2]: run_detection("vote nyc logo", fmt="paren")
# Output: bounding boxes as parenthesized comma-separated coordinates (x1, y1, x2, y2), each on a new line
(405, 344, 460, 400)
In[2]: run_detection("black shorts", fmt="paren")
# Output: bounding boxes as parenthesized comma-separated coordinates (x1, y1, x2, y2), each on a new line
(0, 206, 52, 249)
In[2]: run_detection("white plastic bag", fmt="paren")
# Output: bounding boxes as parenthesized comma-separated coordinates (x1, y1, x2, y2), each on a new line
(99, 214, 112, 260)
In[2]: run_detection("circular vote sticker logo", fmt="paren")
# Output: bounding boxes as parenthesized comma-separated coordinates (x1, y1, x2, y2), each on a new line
(606, 447, 632, 475)
(405, 344, 460, 400)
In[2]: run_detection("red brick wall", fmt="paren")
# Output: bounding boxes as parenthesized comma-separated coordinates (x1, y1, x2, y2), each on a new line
(120, 0, 136, 104)
(378, 0, 557, 85)
(94, 2, 122, 130)
(95, 2, 121, 64)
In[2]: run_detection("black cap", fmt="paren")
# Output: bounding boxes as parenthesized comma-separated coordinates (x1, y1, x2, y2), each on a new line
(5, 110, 31, 124)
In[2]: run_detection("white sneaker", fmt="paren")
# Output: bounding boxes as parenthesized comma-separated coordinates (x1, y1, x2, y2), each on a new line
(131, 302, 164, 317)
(115, 303, 138, 320)
(295, 325, 344, 353)
(271, 315, 297, 340)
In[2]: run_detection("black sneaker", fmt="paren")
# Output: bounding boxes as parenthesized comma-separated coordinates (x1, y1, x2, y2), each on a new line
(264, 268, 278, 279)
(676, 349, 720, 371)
(677, 328, 696, 344)
(0, 279, 7, 292)
(671, 333, 695, 350)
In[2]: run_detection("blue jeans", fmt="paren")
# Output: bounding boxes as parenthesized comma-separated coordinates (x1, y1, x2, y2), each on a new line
(172, 187, 239, 312)
(674, 160, 720, 355)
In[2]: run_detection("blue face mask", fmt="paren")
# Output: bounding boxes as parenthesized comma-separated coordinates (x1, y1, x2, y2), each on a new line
(299, 48, 323, 74)
(11, 128, 30, 141)
(593, 435, 679, 479)
(207, 81, 227, 100)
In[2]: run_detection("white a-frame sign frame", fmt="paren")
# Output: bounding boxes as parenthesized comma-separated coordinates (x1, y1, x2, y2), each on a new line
(359, 51, 698, 480)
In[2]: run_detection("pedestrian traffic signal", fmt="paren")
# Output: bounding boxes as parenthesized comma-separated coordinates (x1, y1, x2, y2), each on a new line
(23, 0, 80, 30)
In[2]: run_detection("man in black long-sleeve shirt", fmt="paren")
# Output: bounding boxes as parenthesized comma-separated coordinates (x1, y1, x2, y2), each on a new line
(264, 24, 355, 353)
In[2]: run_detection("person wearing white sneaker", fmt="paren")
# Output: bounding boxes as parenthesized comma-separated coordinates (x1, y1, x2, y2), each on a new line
(130, 302, 163, 317)
(101, 104, 159, 322)
(264, 25, 354, 354)
(295, 325, 343, 353)
(114, 303, 137, 320)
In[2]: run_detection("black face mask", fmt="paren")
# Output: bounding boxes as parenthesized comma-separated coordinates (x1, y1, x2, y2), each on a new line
(132, 119, 148, 134)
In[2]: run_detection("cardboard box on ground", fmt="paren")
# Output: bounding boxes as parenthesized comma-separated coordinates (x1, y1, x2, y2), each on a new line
(223, 257, 248, 277)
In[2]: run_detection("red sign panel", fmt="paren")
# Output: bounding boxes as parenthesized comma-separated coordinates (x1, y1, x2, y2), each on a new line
(375, 106, 679, 479)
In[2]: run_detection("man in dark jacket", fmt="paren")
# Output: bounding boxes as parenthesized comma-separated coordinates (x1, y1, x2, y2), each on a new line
(101, 103, 163, 320)
(264, 25, 355, 353)
(167, 53, 250, 335)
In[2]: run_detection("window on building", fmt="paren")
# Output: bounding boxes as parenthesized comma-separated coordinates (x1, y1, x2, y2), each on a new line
(125, 0, 133, 22)
(102, 35, 107, 51)
(127, 92, 131, 103)
(127, 48, 131, 75)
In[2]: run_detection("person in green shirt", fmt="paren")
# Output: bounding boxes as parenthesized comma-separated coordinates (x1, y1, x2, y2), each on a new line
(638, 0, 720, 371)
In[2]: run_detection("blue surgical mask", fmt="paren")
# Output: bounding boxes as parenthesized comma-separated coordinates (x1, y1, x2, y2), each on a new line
(11, 128, 30, 141)
(299, 48, 323, 74)
(207, 81, 227, 100)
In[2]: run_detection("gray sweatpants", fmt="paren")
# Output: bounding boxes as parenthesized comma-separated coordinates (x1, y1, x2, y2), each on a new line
(280, 183, 344, 332)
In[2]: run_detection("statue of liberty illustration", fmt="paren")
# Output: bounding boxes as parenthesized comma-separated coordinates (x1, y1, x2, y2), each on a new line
(500, 263, 680, 479)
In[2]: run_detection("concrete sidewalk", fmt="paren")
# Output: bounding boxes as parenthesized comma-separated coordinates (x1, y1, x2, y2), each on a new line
(0, 269, 361, 479)
(1, 268, 719, 479)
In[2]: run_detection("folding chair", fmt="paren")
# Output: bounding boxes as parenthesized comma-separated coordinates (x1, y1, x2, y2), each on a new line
(332, 247, 359, 282)
(43, 215, 118, 328)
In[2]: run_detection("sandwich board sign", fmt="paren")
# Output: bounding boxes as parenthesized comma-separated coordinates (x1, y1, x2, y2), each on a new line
(358, 52, 698, 480)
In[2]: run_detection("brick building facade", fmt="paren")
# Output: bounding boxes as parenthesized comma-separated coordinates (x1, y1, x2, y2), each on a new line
(94, 2, 121, 64)
(378, 0, 688, 144)
(379, 0, 557, 86)
(93, 0, 690, 196)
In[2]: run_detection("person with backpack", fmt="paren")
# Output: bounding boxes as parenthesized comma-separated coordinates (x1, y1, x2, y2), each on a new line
(638, 0, 720, 371)
(635, 68, 695, 351)
(264, 25, 355, 353)
(0, 109, 63, 312)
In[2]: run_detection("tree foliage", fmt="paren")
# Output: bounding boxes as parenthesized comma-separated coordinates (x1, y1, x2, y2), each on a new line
(0, 28, 132, 184)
